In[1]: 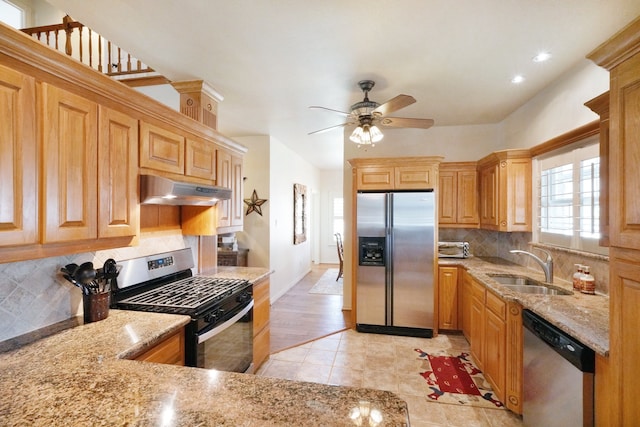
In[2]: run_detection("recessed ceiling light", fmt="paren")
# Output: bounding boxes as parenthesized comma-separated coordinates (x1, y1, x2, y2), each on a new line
(533, 52, 552, 62)
(511, 75, 525, 84)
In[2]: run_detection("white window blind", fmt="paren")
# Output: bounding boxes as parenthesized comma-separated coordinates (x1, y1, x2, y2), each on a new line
(536, 139, 604, 254)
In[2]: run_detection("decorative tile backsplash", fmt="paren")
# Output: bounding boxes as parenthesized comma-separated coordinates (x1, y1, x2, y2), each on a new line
(440, 228, 610, 294)
(0, 233, 198, 343)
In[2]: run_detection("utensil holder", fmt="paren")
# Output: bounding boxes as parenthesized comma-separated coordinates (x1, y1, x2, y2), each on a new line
(83, 292, 110, 323)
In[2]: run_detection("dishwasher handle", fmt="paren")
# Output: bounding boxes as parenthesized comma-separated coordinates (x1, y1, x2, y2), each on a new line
(522, 309, 595, 373)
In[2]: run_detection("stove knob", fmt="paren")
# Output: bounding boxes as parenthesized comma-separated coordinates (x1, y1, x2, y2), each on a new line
(204, 313, 217, 323)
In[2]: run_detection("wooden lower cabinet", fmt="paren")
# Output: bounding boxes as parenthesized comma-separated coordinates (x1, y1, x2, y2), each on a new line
(253, 277, 271, 371)
(464, 273, 522, 414)
(483, 291, 507, 402)
(134, 328, 185, 366)
(461, 271, 472, 340)
(469, 278, 485, 371)
(437, 266, 459, 330)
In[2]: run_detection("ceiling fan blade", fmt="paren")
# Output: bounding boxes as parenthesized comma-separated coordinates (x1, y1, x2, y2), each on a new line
(309, 106, 351, 117)
(372, 94, 416, 116)
(379, 117, 435, 129)
(308, 122, 352, 135)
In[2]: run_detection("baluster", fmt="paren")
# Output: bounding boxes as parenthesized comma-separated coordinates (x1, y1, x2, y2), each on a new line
(78, 26, 83, 62)
(45, 31, 50, 46)
(137, 59, 142, 71)
(98, 35, 103, 73)
(88, 28, 93, 67)
(117, 47, 122, 73)
(36, 31, 41, 41)
(107, 41, 112, 73)
(127, 53, 132, 72)
(54, 29, 59, 50)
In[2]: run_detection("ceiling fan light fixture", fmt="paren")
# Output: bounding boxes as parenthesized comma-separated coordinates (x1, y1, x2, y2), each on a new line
(350, 124, 384, 147)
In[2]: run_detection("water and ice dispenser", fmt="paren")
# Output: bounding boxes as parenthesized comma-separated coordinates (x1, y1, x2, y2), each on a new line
(358, 237, 386, 266)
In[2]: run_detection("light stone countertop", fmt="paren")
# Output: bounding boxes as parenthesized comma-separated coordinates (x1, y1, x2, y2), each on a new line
(0, 268, 409, 427)
(439, 256, 610, 356)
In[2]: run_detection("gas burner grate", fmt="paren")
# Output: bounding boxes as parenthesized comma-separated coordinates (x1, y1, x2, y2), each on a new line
(119, 277, 249, 309)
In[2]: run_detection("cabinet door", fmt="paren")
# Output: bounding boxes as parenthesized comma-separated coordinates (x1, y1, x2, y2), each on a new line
(484, 308, 506, 401)
(140, 121, 185, 174)
(0, 65, 37, 246)
(216, 150, 232, 227)
(479, 163, 499, 229)
(98, 106, 139, 238)
(461, 271, 472, 340)
(457, 169, 479, 224)
(186, 137, 216, 180)
(230, 154, 244, 227)
(469, 280, 485, 369)
(438, 171, 457, 224)
(395, 165, 435, 189)
(42, 84, 98, 243)
(253, 278, 271, 370)
(134, 329, 185, 366)
(357, 166, 394, 190)
(610, 54, 640, 250)
(438, 267, 459, 330)
(503, 158, 531, 231)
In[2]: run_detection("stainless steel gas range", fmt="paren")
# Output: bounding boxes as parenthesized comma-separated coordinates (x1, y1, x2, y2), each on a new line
(112, 248, 254, 373)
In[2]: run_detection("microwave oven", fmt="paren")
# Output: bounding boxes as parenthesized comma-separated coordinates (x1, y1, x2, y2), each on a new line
(438, 241, 470, 258)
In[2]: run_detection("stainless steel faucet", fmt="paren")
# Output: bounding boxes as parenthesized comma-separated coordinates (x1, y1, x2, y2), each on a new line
(510, 248, 554, 283)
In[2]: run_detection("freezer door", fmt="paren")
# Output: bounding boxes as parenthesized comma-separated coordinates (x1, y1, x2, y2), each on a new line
(391, 192, 435, 329)
(356, 193, 387, 326)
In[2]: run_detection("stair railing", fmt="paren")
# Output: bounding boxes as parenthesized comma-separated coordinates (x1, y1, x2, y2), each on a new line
(21, 15, 155, 77)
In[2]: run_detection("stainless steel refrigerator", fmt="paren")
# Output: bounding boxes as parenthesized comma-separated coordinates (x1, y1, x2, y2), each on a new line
(356, 190, 435, 338)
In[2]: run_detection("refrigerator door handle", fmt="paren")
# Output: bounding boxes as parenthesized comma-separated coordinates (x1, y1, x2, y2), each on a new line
(386, 193, 393, 326)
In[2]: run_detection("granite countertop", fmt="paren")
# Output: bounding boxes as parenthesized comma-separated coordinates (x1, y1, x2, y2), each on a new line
(0, 276, 409, 426)
(439, 256, 610, 356)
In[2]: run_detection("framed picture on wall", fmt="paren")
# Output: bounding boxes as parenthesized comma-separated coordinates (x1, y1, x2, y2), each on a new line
(293, 183, 307, 244)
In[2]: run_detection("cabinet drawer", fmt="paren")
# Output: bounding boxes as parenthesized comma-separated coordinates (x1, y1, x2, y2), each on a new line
(471, 278, 486, 302)
(134, 329, 185, 366)
(486, 290, 507, 321)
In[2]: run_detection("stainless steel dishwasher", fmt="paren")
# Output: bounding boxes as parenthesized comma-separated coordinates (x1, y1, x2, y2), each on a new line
(522, 309, 595, 427)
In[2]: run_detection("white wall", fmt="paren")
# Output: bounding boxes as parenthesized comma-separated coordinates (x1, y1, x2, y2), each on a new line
(500, 59, 609, 149)
(268, 137, 320, 301)
(235, 136, 271, 269)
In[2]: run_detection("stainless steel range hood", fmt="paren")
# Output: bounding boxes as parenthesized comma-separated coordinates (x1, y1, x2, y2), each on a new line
(140, 174, 232, 206)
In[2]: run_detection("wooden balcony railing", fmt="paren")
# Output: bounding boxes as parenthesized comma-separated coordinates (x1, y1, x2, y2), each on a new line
(21, 15, 157, 79)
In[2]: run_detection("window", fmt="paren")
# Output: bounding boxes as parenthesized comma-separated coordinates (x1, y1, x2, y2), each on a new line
(0, 0, 26, 28)
(535, 138, 605, 254)
(332, 196, 344, 239)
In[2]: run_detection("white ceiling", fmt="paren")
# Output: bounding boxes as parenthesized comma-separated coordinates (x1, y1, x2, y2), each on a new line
(46, 0, 640, 170)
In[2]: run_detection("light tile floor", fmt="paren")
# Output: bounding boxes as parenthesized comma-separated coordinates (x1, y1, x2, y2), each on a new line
(256, 330, 524, 427)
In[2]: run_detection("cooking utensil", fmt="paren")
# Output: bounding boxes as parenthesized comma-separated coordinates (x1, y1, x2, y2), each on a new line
(75, 262, 97, 294)
(61, 273, 89, 295)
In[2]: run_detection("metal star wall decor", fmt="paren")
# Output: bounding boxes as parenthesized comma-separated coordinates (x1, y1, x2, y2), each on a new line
(244, 189, 267, 216)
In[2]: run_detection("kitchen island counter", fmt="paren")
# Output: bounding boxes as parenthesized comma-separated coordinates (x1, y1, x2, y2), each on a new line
(0, 309, 409, 426)
(440, 257, 609, 356)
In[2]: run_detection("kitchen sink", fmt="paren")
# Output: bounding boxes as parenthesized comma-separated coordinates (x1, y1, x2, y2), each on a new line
(487, 274, 573, 296)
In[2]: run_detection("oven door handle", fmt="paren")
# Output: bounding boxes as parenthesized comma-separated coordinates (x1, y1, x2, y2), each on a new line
(197, 300, 254, 344)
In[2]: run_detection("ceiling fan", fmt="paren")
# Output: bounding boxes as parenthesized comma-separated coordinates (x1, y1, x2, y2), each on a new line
(308, 80, 434, 147)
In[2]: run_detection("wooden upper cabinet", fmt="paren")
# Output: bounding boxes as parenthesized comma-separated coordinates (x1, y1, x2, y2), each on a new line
(585, 92, 610, 248)
(186, 137, 217, 180)
(357, 166, 395, 190)
(0, 65, 37, 247)
(98, 106, 139, 238)
(216, 150, 232, 228)
(140, 121, 185, 175)
(41, 84, 98, 243)
(395, 165, 436, 189)
(230, 154, 244, 228)
(477, 150, 531, 232)
(350, 157, 443, 191)
(439, 162, 479, 227)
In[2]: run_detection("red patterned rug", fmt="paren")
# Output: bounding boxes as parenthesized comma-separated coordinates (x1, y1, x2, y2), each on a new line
(415, 349, 504, 409)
